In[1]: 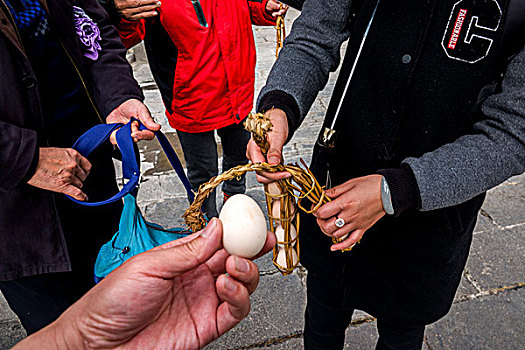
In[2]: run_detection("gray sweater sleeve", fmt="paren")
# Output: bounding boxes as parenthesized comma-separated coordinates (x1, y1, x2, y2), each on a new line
(404, 46, 525, 211)
(257, 0, 353, 125)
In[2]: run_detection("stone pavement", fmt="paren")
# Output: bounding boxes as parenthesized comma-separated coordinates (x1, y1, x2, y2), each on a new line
(1, 8, 524, 350)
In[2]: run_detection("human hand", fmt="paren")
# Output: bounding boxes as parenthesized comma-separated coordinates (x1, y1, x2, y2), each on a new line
(114, 0, 161, 21)
(19, 218, 275, 350)
(27, 147, 91, 201)
(106, 98, 161, 144)
(313, 175, 385, 251)
(266, 0, 288, 17)
(246, 108, 290, 183)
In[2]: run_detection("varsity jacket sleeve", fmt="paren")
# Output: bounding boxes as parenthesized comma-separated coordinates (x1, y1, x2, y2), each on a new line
(80, 0, 144, 117)
(248, 0, 277, 26)
(257, 0, 353, 138)
(400, 45, 525, 211)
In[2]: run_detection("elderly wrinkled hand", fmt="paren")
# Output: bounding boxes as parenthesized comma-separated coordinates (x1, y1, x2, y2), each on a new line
(27, 147, 92, 201)
(313, 175, 386, 251)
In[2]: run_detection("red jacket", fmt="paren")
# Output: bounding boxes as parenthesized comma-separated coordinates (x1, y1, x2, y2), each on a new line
(119, 0, 275, 132)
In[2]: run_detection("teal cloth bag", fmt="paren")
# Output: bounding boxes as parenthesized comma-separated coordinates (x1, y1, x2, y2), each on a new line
(94, 193, 189, 281)
(67, 121, 199, 282)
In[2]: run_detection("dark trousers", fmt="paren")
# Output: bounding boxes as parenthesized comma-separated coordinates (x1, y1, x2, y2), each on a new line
(304, 274, 425, 350)
(177, 122, 251, 218)
(0, 162, 121, 334)
(0, 272, 90, 335)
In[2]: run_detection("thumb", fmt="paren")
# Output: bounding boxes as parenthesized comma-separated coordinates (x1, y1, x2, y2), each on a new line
(138, 104, 161, 131)
(267, 147, 282, 165)
(144, 218, 223, 279)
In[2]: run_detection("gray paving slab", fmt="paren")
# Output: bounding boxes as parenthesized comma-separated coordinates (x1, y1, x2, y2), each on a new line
(473, 213, 498, 233)
(143, 197, 192, 229)
(204, 272, 306, 350)
(0, 293, 15, 322)
(465, 226, 525, 290)
(267, 336, 304, 349)
(344, 320, 378, 350)
(455, 273, 481, 299)
(426, 288, 525, 350)
(0, 320, 25, 350)
(0, 293, 24, 349)
(481, 174, 525, 228)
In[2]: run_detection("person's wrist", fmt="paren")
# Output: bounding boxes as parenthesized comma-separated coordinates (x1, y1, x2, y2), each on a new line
(258, 90, 300, 143)
(12, 313, 85, 350)
(376, 165, 420, 216)
(49, 310, 87, 349)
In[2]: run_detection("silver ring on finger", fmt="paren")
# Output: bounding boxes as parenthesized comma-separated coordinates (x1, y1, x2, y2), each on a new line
(335, 217, 345, 228)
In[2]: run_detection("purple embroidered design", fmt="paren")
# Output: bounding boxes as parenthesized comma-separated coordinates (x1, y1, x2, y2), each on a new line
(73, 6, 101, 60)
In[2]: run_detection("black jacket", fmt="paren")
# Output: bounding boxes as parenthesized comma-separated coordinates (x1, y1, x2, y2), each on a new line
(259, 0, 524, 325)
(0, 0, 143, 280)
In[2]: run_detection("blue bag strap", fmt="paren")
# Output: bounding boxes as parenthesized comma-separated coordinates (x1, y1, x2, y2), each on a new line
(72, 123, 122, 157)
(67, 122, 140, 206)
(139, 124, 194, 202)
(68, 120, 194, 205)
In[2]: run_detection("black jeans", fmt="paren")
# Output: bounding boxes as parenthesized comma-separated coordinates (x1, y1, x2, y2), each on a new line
(0, 272, 90, 335)
(177, 122, 251, 218)
(304, 273, 425, 350)
(0, 171, 120, 335)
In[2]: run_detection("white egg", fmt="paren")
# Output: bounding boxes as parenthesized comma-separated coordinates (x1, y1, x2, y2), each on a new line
(271, 200, 281, 219)
(219, 194, 267, 258)
(276, 247, 298, 269)
(274, 224, 297, 248)
(267, 182, 282, 196)
(271, 199, 295, 219)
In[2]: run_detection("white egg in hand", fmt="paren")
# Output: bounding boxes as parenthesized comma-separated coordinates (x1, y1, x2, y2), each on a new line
(219, 194, 267, 258)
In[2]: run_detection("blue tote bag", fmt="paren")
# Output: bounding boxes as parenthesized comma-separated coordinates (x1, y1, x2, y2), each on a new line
(68, 120, 199, 282)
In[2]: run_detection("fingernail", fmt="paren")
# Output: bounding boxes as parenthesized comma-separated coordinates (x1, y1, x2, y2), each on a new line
(224, 277, 237, 292)
(330, 246, 337, 251)
(235, 257, 249, 273)
(200, 218, 217, 238)
(156, 1, 161, 6)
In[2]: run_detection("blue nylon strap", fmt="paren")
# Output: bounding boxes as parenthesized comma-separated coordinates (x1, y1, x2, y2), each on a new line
(71, 123, 123, 157)
(67, 122, 140, 206)
(68, 120, 194, 206)
(138, 125, 194, 202)
(116, 122, 140, 179)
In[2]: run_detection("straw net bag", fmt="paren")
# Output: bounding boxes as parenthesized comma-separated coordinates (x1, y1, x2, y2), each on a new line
(183, 113, 338, 275)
